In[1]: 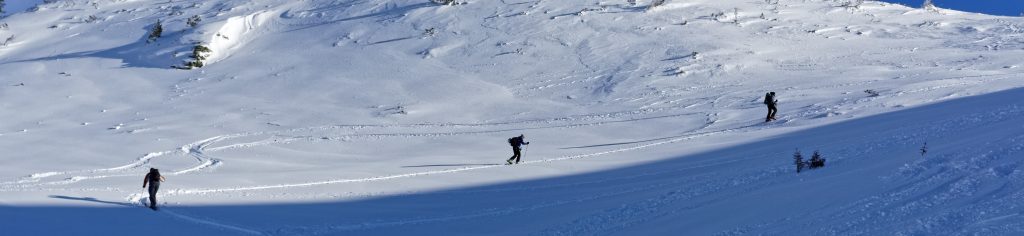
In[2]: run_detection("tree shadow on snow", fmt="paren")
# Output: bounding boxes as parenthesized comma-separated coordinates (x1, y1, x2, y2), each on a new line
(49, 195, 135, 207)
(7, 24, 193, 69)
(401, 163, 502, 168)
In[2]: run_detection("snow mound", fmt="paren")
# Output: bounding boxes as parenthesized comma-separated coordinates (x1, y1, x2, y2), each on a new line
(2, 0, 1024, 235)
(185, 10, 276, 65)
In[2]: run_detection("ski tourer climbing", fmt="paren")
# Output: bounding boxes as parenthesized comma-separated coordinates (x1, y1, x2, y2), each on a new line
(764, 92, 778, 122)
(142, 168, 165, 210)
(506, 134, 530, 164)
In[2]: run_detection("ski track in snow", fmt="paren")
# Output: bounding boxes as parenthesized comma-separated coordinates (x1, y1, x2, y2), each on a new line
(271, 102, 1024, 235)
(9, 107, 751, 234)
(161, 208, 265, 235)
(167, 112, 765, 196)
(0, 96, 789, 235)
(4, 75, 1016, 233)
(268, 101, 1024, 235)
(4, 1, 1024, 234)
(0, 106, 727, 196)
(0, 137, 226, 188)
(0, 66, 1016, 234)
(149, 118, 783, 234)
(123, 193, 265, 235)
(1, 108, 702, 188)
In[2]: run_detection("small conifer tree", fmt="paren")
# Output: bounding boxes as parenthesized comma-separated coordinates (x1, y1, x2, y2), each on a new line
(182, 44, 212, 69)
(1, 0, 6, 15)
(147, 20, 163, 43)
(647, 0, 667, 11)
(793, 149, 805, 173)
(809, 150, 826, 169)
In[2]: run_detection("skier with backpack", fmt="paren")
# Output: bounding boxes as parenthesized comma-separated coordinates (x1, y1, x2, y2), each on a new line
(506, 134, 530, 165)
(142, 168, 165, 210)
(764, 92, 778, 122)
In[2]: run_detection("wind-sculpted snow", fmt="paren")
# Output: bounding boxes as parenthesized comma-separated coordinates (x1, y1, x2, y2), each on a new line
(3, 0, 1024, 235)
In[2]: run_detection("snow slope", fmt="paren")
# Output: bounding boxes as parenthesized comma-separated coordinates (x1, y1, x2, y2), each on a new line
(2, 0, 1024, 235)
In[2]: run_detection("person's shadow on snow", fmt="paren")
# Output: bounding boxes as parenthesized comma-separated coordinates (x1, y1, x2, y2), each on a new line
(48, 195, 135, 207)
(401, 164, 501, 168)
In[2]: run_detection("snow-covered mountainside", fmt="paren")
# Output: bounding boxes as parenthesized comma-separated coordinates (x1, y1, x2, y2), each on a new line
(2, 0, 1024, 235)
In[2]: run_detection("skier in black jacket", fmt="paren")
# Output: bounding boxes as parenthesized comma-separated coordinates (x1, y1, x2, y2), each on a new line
(506, 134, 530, 164)
(142, 168, 165, 210)
(764, 92, 778, 122)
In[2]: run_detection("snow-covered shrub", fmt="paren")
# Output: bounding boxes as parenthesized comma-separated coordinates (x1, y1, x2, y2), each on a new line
(1, 34, 13, 47)
(733, 8, 740, 24)
(864, 89, 880, 97)
(922, 0, 938, 11)
(646, 0, 666, 11)
(840, 0, 864, 9)
(710, 12, 726, 22)
(147, 20, 163, 43)
(431, 0, 455, 6)
(187, 15, 201, 28)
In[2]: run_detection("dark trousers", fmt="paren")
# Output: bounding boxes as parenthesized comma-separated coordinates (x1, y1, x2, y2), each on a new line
(148, 182, 160, 208)
(507, 147, 522, 163)
(766, 104, 777, 121)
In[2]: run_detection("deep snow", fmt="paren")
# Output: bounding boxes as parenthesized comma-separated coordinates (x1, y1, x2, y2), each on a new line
(2, 0, 1024, 235)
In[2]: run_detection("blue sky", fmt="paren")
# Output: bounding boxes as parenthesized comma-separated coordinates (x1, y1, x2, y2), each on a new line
(880, 0, 1024, 16)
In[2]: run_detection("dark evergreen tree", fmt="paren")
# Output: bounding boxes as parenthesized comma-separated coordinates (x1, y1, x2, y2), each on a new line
(1, 0, 6, 15)
(147, 20, 163, 43)
(793, 149, 805, 173)
(183, 44, 212, 69)
(809, 150, 826, 169)
(920, 142, 928, 156)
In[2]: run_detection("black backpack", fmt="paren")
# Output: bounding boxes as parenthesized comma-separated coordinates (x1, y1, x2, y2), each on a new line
(508, 138, 515, 145)
(148, 171, 161, 182)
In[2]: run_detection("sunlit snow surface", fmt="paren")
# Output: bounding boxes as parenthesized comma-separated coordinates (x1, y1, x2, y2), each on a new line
(2, 0, 1024, 235)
